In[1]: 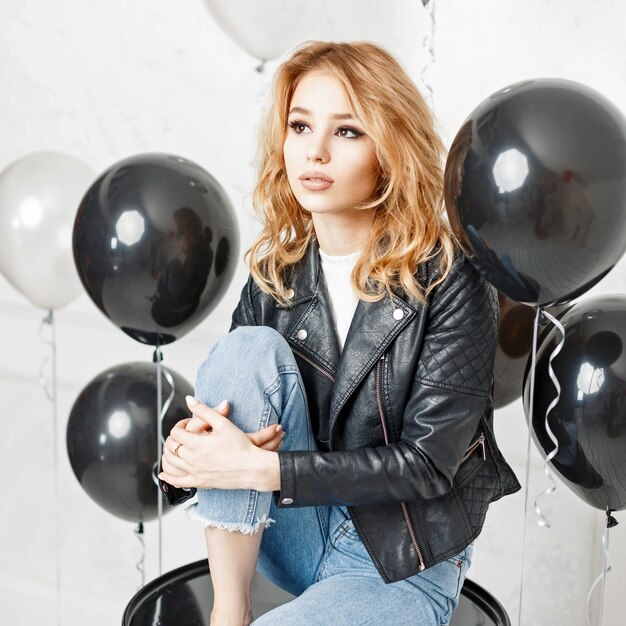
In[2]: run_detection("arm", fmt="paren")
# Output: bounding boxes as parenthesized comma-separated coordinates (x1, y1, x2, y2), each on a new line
(275, 259, 499, 507)
(159, 276, 281, 497)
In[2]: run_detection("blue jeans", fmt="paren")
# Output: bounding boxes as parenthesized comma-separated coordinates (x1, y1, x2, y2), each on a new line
(186, 326, 472, 626)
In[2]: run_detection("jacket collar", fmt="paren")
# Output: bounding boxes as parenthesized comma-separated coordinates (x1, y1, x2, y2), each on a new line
(282, 239, 421, 431)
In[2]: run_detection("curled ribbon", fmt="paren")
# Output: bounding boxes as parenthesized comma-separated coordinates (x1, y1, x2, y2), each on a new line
(533, 308, 565, 528)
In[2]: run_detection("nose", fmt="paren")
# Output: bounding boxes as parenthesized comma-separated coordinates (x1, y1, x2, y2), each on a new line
(306, 135, 330, 164)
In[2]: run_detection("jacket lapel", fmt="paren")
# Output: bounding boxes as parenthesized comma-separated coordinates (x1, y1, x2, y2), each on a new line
(328, 294, 417, 435)
(278, 239, 421, 435)
(281, 242, 341, 375)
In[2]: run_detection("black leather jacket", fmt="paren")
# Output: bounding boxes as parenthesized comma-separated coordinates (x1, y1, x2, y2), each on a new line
(231, 242, 520, 583)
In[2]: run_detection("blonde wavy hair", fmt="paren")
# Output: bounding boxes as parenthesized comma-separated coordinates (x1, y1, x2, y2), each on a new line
(248, 41, 457, 306)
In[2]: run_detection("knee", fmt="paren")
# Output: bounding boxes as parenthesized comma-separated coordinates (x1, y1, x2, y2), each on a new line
(199, 326, 294, 375)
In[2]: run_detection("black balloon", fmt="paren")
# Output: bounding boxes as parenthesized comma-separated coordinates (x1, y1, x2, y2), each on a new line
(73, 153, 239, 345)
(444, 79, 626, 306)
(523, 295, 626, 511)
(67, 362, 193, 522)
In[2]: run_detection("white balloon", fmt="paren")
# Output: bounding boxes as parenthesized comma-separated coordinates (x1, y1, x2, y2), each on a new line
(0, 152, 95, 310)
(203, 0, 321, 62)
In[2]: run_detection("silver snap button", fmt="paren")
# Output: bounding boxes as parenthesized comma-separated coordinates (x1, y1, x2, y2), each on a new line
(296, 329, 308, 341)
(393, 308, 404, 320)
(286, 288, 295, 299)
(281, 497, 294, 505)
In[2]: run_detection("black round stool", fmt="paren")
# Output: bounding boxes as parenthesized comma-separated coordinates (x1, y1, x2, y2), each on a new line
(123, 559, 511, 625)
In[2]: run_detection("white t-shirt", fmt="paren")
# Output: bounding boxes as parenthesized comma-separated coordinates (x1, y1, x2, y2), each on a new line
(318, 248, 361, 351)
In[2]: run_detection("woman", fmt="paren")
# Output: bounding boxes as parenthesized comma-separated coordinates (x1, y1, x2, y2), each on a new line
(158, 41, 520, 626)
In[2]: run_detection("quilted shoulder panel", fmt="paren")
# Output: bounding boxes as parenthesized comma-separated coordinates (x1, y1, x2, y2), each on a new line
(416, 258, 498, 395)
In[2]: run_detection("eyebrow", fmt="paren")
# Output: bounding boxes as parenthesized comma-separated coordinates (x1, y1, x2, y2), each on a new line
(288, 106, 355, 121)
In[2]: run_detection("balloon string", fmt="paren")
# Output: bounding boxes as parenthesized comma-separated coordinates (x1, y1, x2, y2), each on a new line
(154, 345, 164, 577)
(39, 310, 61, 626)
(517, 306, 541, 626)
(38, 311, 55, 401)
(533, 309, 565, 528)
(586, 510, 618, 626)
(420, 0, 436, 111)
(134, 522, 146, 590)
(152, 346, 175, 577)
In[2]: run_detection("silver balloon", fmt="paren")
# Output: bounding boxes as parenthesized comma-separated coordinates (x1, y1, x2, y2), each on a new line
(203, 0, 321, 62)
(0, 152, 95, 309)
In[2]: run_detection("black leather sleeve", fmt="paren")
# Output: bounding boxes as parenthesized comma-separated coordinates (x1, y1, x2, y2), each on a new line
(275, 259, 499, 507)
(229, 275, 258, 331)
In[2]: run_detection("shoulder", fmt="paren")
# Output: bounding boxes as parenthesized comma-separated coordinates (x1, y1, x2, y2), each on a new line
(430, 251, 497, 308)
(423, 253, 499, 342)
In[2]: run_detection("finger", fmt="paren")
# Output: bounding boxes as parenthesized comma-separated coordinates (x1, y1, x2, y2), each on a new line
(161, 452, 189, 475)
(185, 416, 210, 434)
(259, 435, 282, 451)
(164, 435, 185, 456)
(186, 396, 230, 430)
(164, 418, 191, 438)
(158, 471, 195, 490)
(247, 424, 282, 446)
(162, 442, 193, 472)
(170, 424, 208, 446)
(160, 454, 186, 477)
(214, 400, 230, 417)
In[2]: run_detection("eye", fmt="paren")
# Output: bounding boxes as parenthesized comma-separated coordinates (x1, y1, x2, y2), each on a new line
(336, 126, 364, 139)
(288, 120, 310, 134)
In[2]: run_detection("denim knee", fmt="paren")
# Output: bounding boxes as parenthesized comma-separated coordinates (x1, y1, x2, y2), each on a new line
(196, 326, 296, 395)
(214, 326, 293, 363)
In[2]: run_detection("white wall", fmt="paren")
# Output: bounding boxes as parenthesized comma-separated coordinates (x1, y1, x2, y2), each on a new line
(1, 1, 625, 624)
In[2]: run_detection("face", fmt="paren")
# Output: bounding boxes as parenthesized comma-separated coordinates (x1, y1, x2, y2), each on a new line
(283, 72, 379, 218)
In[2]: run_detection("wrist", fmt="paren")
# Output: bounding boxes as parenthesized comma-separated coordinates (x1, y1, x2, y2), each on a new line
(255, 450, 281, 492)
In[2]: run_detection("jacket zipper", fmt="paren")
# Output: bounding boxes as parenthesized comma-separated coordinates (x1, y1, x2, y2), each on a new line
(459, 433, 486, 465)
(291, 346, 335, 382)
(376, 355, 426, 572)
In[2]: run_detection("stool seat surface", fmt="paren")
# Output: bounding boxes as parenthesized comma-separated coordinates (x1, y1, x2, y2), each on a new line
(123, 560, 510, 626)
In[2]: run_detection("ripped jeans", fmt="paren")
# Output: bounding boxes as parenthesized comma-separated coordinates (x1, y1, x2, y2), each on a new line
(186, 326, 471, 626)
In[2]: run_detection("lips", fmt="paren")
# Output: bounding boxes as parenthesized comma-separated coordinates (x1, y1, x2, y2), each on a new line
(299, 171, 334, 190)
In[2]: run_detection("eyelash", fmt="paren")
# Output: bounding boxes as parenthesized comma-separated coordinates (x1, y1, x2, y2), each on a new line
(287, 120, 364, 139)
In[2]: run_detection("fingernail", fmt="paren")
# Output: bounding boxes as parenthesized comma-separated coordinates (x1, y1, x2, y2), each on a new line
(217, 399, 228, 411)
(281, 432, 286, 439)
(186, 395, 199, 406)
(276, 424, 283, 432)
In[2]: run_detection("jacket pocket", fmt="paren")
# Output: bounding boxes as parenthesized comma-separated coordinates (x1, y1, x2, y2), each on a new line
(454, 433, 502, 532)
(454, 433, 486, 488)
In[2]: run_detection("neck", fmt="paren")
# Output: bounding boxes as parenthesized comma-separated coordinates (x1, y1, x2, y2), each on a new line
(311, 209, 374, 255)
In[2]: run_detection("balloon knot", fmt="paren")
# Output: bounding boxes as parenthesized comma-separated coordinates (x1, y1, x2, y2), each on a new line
(606, 511, 618, 528)
(152, 349, 163, 363)
(135, 522, 144, 535)
(538, 309, 550, 325)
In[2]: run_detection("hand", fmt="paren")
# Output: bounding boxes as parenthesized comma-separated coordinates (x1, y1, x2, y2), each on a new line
(158, 396, 280, 491)
(185, 402, 285, 452)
